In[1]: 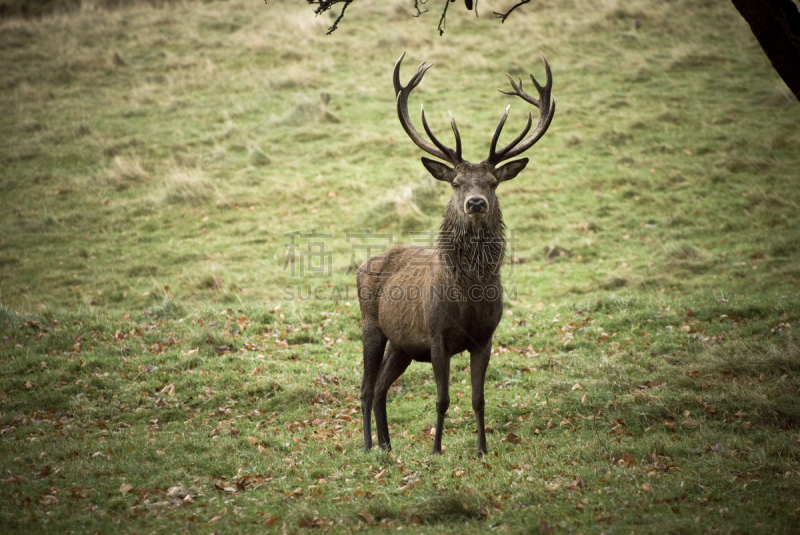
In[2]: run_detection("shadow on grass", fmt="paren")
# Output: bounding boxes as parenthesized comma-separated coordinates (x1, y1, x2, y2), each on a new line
(359, 489, 487, 527)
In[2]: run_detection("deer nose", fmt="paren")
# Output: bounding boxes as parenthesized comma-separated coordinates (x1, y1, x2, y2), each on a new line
(466, 197, 487, 213)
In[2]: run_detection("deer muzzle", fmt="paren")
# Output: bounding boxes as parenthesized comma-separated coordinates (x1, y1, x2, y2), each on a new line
(465, 196, 488, 215)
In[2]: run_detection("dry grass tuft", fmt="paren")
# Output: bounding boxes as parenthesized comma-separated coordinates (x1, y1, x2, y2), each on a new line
(103, 156, 150, 190)
(355, 183, 436, 234)
(318, 92, 339, 123)
(109, 49, 126, 68)
(271, 94, 322, 126)
(249, 146, 271, 166)
(269, 92, 340, 127)
(603, 275, 629, 290)
(163, 167, 220, 204)
(665, 243, 705, 262)
(664, 243, 715, 274)
(211, 145, 227, 161)
(198, 273, 223, 291)
(270, 64, 318, 91)
(411, 176, 445, 215)
(282, 8, 329, 35)
(705, 330, 800, 378)
(745, 191, 791, 210)
(759, 81, 796, 106)
(131, 84, 160, 107)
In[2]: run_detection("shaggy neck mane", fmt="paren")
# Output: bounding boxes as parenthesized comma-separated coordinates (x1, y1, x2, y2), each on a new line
(437, 203, 506, 285)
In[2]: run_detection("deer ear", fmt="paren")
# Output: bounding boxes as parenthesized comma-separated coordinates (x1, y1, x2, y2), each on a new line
(495, 158, 529, 182)
(421, 157, 456, 183)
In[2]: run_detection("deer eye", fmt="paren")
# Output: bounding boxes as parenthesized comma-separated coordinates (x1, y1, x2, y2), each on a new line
(452, 182, 461, 189)
(490, 182, 499, 189)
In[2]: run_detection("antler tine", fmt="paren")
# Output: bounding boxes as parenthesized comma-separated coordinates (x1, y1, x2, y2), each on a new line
(393, 52, 463, 166)
(498, 75, 539, 106)
(421, 106, 460, 162)
(488, 105, 510, 162)
(393, 53, 433, 96)
(449, 112, 462, 162)
(392, 52, 406, 96)
(530, 72, 544, 95)
(490, 108, 533, 163)
(486, 53, 556, 165)
(534, 52, 553, 94)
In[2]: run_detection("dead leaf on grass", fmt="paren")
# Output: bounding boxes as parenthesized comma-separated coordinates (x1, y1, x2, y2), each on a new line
(40, 494, 59, 505)
(538, 519, 554, 533)
(567, 477, 585, 490)
(3, 474, 28, 485)
(285, 487, 303, 498)
(358, 510, 376, 525)
(615, 452, 637, 467)
(501, 432, 522, 444)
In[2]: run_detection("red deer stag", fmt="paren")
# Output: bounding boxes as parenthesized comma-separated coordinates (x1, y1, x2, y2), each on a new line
(357, 52, 555, 456)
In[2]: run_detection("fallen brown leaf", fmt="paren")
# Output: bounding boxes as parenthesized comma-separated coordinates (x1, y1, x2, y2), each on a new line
(40, 494, 59, 505)
(358, 510, 376, 525)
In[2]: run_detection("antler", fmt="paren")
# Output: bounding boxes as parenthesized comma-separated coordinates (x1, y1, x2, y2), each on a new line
(486, 53, 556, 165)
(394, 52, 464, 166)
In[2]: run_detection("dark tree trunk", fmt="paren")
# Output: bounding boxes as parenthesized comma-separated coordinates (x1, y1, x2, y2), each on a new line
(731, 0, 800, 101)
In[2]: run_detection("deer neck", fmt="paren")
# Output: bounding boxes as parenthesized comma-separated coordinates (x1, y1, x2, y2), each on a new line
(436, 205, 506, 285)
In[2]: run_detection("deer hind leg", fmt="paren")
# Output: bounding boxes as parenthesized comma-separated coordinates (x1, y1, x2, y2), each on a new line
(361, 326, 387, 452)
(470, 343, 491, 457)
(373, 342, 412, 451)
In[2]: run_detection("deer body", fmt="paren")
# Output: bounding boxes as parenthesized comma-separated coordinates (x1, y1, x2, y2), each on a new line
(360, 240, 503, 362)
(358, 54, 555, 456)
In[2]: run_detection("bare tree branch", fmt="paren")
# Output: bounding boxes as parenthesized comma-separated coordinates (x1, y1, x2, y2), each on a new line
(413, 0, 429, 18)
(295, 0, 800, 102)
(493, 0, 530, 23)
(298, 0, 510, 35)
(303, 0, 356, 35)
(325, 0, 351, 34)
(438, 0, 453, 36)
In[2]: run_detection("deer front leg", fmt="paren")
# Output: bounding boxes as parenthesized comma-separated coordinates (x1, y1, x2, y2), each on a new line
(431, 337, 450, 455)
(470, 342, 491, 457)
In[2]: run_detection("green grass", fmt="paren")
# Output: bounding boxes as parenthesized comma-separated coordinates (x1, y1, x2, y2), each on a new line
(1, 0, 799, 532)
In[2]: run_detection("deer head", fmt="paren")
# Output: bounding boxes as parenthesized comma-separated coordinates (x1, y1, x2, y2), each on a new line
(393, 52, 555, 225)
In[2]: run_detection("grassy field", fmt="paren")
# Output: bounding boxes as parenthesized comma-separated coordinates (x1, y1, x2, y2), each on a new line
(1, 0, 800, 532)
